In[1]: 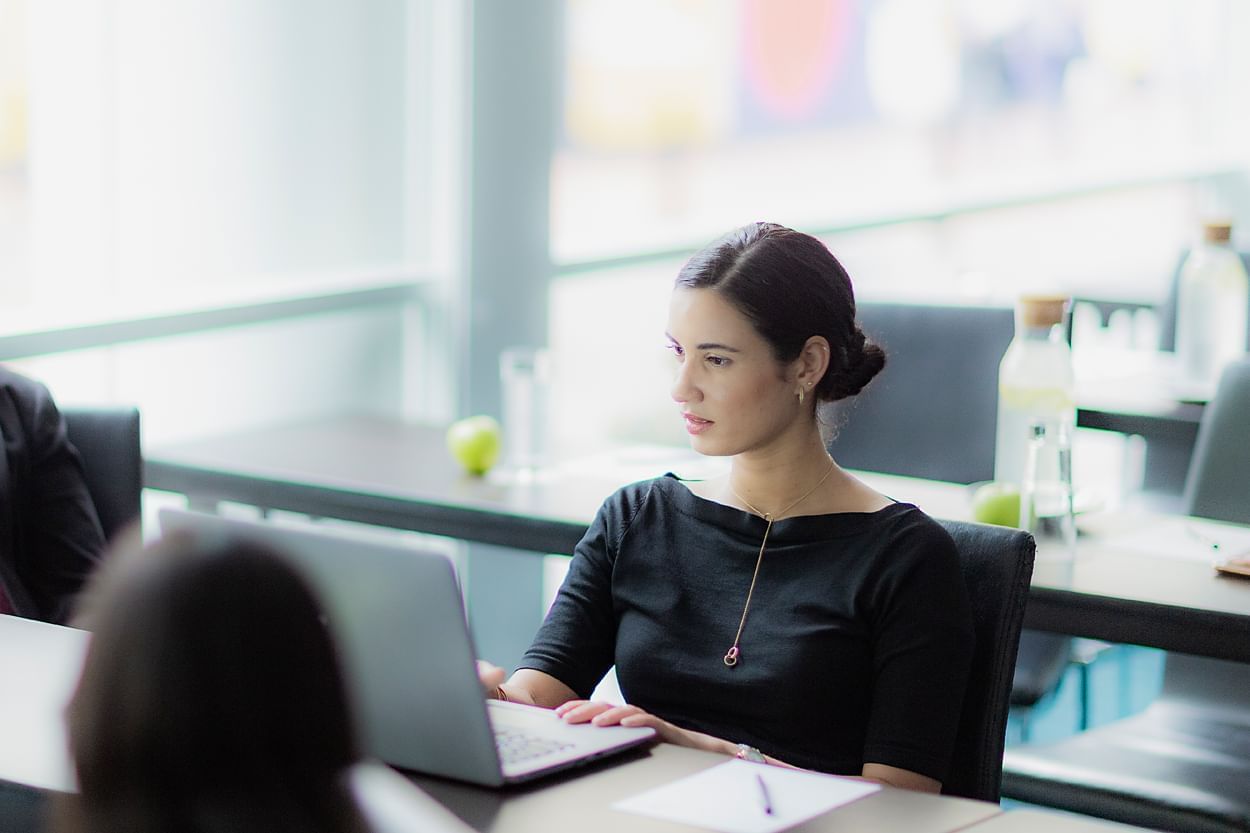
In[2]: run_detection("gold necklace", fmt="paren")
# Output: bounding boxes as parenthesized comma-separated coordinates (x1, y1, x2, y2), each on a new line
(723, 459, 836, 667)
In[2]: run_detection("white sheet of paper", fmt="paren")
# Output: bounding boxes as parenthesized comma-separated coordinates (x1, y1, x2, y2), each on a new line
(1102, 518, 1250, 564)
(612, 760, 880, 833)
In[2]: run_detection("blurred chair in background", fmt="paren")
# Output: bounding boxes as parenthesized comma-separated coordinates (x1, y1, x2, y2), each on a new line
(62, 408, 143, 541)
(1181, 358, 1250, 524)
(827, 302, 1014, 484)
(1002, 357, 1250, 833)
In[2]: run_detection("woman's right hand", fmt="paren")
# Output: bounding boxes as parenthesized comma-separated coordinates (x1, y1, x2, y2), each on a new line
(473, 666, 578, 709)
(476, 660, 506, 698)
(554, 700, 737, 755)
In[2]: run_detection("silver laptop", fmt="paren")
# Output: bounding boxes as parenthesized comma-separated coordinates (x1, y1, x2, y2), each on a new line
(158, 508, 655, 786)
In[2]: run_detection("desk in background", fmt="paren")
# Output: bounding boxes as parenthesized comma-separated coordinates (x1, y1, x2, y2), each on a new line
(145, 416, 637, 666)
(144, 415, 1250, 665)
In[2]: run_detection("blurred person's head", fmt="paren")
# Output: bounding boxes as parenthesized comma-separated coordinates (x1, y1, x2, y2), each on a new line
(55, 528, 367, 833)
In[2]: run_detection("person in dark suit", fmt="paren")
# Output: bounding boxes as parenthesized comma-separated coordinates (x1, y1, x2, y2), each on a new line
(0, 366, 106, 623)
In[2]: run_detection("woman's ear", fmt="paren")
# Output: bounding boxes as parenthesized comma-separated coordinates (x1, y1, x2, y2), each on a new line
(794, 335, 831, 389)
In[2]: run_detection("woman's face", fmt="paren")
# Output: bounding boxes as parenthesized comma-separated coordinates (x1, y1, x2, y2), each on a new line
(667, 287, 803, 457)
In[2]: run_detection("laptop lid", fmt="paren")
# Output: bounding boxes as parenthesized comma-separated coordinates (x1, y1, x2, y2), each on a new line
(157, 509, 653, 786)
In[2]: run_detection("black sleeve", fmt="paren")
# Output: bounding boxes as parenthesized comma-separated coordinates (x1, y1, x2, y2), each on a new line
(861, 516, 975, 783)
(2, 372, 106, 623)
(518, 485, 643, 698)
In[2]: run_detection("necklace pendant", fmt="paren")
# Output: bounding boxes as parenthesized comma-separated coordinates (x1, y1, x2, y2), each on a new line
(723, 646, 740, 667)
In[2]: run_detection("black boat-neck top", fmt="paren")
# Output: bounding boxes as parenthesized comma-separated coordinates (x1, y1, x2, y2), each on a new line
(519, 474, 975, 781)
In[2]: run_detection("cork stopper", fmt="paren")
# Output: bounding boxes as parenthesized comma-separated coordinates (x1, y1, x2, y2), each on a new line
(1203, 221, 1233, 244)
(1017, 294, 1069, 329)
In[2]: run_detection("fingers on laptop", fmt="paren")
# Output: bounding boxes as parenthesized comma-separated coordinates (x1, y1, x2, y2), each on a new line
(556, 700, 651, 728)
(554, 700, 613, 723)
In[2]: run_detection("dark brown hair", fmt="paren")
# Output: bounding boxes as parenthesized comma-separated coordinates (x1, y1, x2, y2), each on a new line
(675, 222, 885, 402)
(54, 529, 367, 833)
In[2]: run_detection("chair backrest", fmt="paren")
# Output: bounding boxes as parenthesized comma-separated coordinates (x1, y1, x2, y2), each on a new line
(1168, 365, 1250, 716)
(1182, 357, 1250, 524)
(826, 303, 1015, 484)
(62, 407, 142, 541)
(937, 519, 1036, 802)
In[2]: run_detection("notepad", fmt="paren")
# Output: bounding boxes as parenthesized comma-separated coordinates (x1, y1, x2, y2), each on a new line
(612, 760, 880, 833)
(1103, 520, 1250, 564)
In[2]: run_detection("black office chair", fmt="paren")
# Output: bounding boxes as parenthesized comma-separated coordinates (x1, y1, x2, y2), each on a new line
(1181, 359, 1250, 524)
(827, 302, 1071, 743)
(937, 518, 1036, 803)
(1002, 359, 1250, 833)
(62, 407, 143, 541)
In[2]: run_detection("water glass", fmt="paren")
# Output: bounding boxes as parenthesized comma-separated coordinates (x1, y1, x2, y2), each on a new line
(499, 346, 552, 475)
(1019, 420, 1077, 561)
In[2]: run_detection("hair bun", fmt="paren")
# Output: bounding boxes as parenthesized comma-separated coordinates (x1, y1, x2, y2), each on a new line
(821, 329, 886, 402)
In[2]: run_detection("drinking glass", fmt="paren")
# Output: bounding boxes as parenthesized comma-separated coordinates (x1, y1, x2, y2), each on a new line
(499, 346, 552, 476)
(1019, 419, 1077, 561)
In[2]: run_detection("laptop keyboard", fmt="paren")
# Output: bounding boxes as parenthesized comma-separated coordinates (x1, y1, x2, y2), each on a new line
(494, 726, 576, 764)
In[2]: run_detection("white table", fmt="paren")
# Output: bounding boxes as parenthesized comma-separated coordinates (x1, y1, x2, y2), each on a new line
(0, 615, 88, 792)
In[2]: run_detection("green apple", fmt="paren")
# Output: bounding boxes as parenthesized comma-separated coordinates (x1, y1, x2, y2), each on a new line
(971, 481, 1022, 528)
(446, 415, 502, 476)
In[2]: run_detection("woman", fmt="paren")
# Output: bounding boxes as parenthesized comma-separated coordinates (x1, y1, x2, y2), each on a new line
(483, 222, 974, 793)
(54, 529, 370, 833)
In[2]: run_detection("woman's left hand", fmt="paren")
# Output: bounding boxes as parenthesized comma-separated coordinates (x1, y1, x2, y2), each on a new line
(553, 700, 735, 755)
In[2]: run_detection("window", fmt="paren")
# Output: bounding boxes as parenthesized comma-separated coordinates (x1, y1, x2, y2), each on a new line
(552, 0, 1249, 302)
(0, 0, 29, 305)
(2, 1, 467, 443)
(548, 0, 1250, 467)
(4, 0, 463, 325)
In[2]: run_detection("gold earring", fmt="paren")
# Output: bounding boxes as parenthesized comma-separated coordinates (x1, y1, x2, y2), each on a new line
(797, 388, 805, 405)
